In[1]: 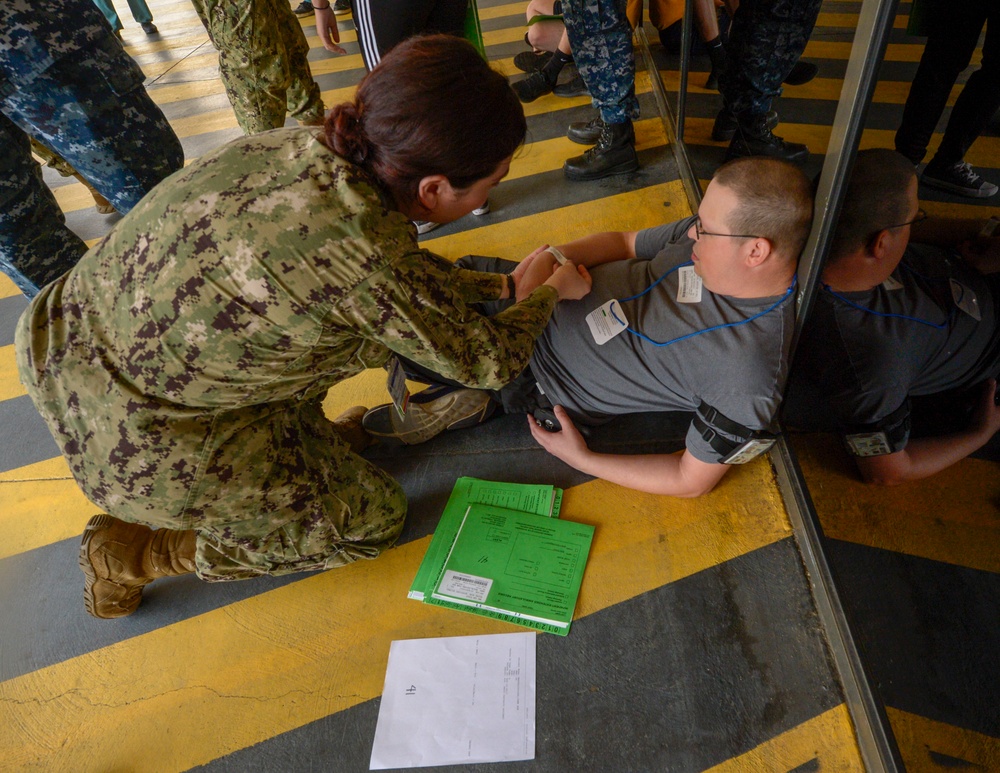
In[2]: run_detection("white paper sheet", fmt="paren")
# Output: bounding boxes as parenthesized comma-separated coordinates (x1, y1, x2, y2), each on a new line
(369, 632, 536, 769)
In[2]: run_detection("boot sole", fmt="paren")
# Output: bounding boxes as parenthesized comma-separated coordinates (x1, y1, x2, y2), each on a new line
(79, 514, 145, 619)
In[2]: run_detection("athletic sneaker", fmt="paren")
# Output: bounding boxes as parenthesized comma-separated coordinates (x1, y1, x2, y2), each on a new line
(921, 160, 999, 199)
(413, 220, 441, 235)
(334, 0, 351, 13)
(472, 200, 490, 216)
(362, 385, 495, 445)
(293, 1, 314, 16)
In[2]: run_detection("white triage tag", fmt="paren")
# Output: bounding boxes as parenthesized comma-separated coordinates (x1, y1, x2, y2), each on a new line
(676, 265, 703, 303)
(881, 275, 904, 292)
(386, 357, 411, 418)
(844, 431, 892, 457)
(585, 299, 628, 345)
(950, 279, 981, 320)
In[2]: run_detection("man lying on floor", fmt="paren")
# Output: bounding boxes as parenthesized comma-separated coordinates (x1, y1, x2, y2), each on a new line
(364, 156, 814, 497)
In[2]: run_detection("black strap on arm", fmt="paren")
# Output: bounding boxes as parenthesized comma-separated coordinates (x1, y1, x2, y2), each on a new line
(841, 399, 911, 457)
(692, 401, 778, 464)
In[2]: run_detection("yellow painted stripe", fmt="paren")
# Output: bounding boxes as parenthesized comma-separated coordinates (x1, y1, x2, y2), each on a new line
(423, 181, 692, 264)
(0, 466, 792, 770)
(887, 707, 1000, 771)
(0, 455, 73, 483)
(817, 12, 909, 29)
(0, 345, 25, 402)
(0, 476, 95, 560)
(704, 704, 863, 772)
(0, 273, 20, 300)
(792, 434, 1000, 574)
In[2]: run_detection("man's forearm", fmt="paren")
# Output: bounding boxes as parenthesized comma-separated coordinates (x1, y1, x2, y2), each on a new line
(569, 450, 728, 498)
(555, 231, 637, 268)
(857, 429, 995, 485)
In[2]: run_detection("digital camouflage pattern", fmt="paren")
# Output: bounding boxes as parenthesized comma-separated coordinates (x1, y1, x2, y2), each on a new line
(562, 0, 639, 124)
(0, 0, 183, 297)
(17, 128, 557, 580)
(190, 0, 325, 135)
(719, 0, 824, 119)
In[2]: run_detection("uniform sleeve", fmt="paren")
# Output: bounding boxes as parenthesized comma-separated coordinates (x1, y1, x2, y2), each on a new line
(634, 216, 697, 259)
(331, 248, 558, 389)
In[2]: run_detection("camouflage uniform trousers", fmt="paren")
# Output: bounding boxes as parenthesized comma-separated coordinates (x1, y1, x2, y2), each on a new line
(561, 0, 640, 124)
(0, 0, 184, 297)
(718, 0, 823, 120)
(191, 0, 326, 135)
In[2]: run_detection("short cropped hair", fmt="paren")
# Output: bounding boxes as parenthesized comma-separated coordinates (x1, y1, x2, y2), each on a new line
(712, 157, 814, 264)
(828, 149, 916, 263)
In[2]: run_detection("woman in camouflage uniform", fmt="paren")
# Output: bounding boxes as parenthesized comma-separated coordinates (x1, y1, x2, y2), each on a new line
(16, 36, 592, 619)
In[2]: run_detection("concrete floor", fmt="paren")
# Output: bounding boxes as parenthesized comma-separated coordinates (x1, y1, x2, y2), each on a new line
(1, 0, 998, 770)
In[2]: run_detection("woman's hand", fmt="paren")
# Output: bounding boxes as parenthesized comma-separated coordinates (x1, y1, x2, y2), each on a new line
(315, 7, 347, 54)
(527, 406, 591, 467)
(544, 261, 592, 301)
(511, 245, 558, 301)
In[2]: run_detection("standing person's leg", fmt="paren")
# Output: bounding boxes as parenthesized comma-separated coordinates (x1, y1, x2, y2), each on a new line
(352, 0, 437, 71)
(124, 0, 154, 25)
(191, 0, 292, 133)
(719, 0, 821, 162)
(1, 34, 184, 213)
(271, 0, 325, 124)
(918, 3, 999, 198)
(92, 0, 124, 32)
(894, 3, 985, 165)
(562, 0, 640, 180)
(0, 115, 88, 297)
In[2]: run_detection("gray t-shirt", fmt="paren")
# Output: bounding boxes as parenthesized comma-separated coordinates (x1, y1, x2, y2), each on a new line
(529, 217, 795, 463)
(794, 243, 1000, 452)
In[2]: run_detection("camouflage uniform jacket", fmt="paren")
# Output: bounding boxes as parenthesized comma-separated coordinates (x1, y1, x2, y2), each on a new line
(17, 128, 557, 525)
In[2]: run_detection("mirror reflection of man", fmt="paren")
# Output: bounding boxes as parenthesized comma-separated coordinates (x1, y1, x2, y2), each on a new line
(788, 149, 1000, 485)
(365, 157, 814, 498)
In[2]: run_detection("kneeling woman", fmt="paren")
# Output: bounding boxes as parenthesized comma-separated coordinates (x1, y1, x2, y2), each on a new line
(16, 35, 590, 619)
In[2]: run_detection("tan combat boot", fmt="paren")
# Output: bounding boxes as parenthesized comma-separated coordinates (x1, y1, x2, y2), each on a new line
(79, 514, 197, 619)
(332, 405, 374, 454)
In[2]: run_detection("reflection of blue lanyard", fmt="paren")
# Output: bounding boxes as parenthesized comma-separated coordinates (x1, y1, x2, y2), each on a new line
(822, 264, 954, 330)
(608, 261, 797, 347)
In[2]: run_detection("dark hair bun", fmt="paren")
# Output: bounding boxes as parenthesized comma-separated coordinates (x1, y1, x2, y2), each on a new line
(327, 102, 369, 164)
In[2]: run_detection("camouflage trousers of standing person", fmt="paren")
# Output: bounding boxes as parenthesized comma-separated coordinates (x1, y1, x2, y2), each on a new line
(0, 116, 88, 297)
(191, 0, 326, 135)
(562, 0, 640, 124)
(718, 0, 823, 119)
(0, 28, 184, 296)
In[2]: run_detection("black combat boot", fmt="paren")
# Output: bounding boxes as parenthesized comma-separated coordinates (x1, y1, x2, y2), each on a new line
(564, 120, 639, 181)
(567, 116, 604, 145)
(725, 113, 809, 163)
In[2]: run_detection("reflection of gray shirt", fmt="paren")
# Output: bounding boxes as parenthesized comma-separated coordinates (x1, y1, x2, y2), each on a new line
(795, 243, 1000, 450)
(530, 216, 795, 463)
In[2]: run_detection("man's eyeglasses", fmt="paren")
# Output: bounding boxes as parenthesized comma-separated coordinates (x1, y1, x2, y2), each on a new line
(884, 208, 927, 231)
(693, 216, 761, 240)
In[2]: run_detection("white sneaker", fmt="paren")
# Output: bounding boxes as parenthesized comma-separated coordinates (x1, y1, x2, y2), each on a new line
(413, 220, 441, 235)
(472, 200, 491, 216)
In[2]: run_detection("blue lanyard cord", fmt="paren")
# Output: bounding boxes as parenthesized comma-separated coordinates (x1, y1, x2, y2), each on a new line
(609, 271, 798, 348)
(821, 283, 953, 330)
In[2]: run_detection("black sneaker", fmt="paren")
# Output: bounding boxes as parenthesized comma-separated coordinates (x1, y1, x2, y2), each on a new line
(712, 108, 778, 142)
(293, 1, 314, 16)
(553, 74, 588, 98)
(512, 71, 553, 103)
(513, 50, 553, 73)
(726, 118, 808, 164)
(141, 21, 158, 34)
(333, 0, 351, 13)
(921, 160, 999, 198)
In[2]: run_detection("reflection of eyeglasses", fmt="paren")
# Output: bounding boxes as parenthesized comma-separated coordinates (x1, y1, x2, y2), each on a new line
(884, 208, 927, 231)
(693, 216, 760, 240)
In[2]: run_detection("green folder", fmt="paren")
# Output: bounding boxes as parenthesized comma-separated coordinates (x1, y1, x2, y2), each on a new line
(408, 477, 562, 602)
(425, 503, 594, 636)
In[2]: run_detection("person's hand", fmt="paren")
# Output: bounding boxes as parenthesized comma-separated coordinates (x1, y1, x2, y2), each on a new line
(315, 7, 347, 54)
(958, 236, 1000, 274)
(544, 261, 592, 301)
(512, 245, 558, 301)
(971, 378, 1000, 438)
(527, 406, 590, 467)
